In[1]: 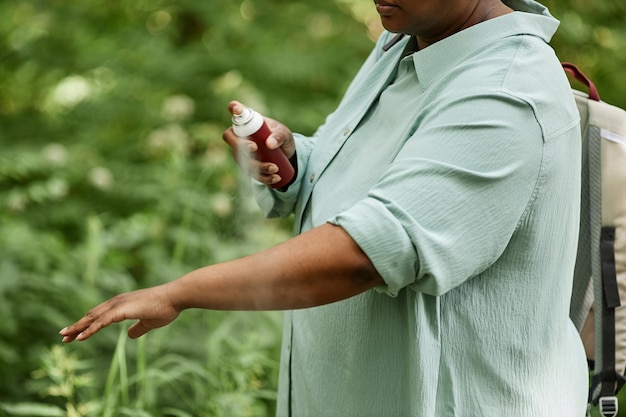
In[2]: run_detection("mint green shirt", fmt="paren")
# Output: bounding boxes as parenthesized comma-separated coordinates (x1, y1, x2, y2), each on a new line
(254, 1, 588, 415)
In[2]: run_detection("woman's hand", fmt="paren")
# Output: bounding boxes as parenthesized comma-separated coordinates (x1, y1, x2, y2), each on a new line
(59, 285, 180, 342)
(222, 100, 296, 187)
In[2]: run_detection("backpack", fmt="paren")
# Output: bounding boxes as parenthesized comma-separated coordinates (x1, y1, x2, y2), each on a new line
(565, 62, 626, 417)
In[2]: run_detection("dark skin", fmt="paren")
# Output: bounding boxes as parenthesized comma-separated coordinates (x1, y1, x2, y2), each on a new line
(60, 0, 513, 343)
(374, 0, 513, 50)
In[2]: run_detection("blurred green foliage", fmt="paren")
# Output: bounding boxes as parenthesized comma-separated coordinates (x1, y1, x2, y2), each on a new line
(544, 0, 626, 108)
(0, 0, 624, 416)
(0, 1, 372, 415)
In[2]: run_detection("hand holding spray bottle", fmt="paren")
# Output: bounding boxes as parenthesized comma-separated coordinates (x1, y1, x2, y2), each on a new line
(230, 104, 295, 189)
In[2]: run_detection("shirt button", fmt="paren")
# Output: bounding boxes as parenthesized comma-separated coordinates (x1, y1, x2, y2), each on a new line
(342, 127, 351, 136)
(309, 173, 315, 183)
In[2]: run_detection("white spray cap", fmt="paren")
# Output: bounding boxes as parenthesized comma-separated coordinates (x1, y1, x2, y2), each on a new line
(231, 106, 254, 126)
(231, 105, 264, 137)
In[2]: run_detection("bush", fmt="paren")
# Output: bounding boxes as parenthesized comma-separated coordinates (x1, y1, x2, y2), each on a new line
(0, 1, 372, 415)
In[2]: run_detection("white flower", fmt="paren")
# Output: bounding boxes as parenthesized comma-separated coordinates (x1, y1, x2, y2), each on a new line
(211, 193, 233, 217)
(42, 143, 68, 166)
(47, 177, 69, 198)
(88, 167, 114, 190)
(147, 124, 190, 155)
(51, 75, 91, 108)
(161, 95, 196, 121)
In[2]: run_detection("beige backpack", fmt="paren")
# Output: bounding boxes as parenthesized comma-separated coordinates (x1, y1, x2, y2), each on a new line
(565, 62, 626, 417)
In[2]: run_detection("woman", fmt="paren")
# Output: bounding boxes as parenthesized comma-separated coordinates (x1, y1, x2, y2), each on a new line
(61, 0, 588, 415)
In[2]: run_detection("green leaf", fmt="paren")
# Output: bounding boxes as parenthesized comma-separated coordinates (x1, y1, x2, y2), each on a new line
(0, 402, 65, 417)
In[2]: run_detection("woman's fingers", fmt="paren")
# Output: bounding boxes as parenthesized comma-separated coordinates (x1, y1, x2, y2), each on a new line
(264, 119, 295, 158)
(222, 126, 285, 185)
(59, 298, 126, 342)
(60, 287, 179, 342)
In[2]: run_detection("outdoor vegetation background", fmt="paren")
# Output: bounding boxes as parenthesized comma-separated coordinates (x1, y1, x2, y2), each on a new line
(0, 0, 624, 416)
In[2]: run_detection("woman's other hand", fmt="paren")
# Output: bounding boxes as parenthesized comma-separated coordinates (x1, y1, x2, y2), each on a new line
(222, 100, 296, 186)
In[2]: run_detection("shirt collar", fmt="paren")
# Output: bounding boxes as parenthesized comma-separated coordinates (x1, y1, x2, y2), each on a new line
(404, 0, 559, 90)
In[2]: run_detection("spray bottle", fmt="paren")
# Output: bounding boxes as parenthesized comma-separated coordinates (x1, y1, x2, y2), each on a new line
(231, 106, 295, 189)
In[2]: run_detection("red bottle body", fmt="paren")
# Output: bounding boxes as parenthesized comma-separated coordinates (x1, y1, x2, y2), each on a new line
(231, 107, 295, 189)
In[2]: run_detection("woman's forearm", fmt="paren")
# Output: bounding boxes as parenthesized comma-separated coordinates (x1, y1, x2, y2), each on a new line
(166, 223, 384, 311)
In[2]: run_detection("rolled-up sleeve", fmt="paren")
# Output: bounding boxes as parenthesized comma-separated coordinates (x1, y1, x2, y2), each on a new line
(330, 92, 545, 296)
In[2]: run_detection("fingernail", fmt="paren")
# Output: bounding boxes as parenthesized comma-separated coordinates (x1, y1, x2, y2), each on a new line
(76, 332, 84, 340)
(59, 327, 68, 335)
(266, 136, 278, 149)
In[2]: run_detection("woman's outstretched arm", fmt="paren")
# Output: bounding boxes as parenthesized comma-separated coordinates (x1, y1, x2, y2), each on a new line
(60, 223, 383, 342)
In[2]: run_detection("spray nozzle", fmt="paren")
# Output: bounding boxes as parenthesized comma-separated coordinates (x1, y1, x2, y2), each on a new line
(231, 106, 254, 126)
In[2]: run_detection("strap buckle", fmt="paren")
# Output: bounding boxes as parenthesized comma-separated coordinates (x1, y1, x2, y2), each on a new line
(599, 396, 619, 417)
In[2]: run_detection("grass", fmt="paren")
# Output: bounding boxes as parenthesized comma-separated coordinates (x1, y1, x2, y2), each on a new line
(0, 176, 288, 417)
(1, 308, 282, 417)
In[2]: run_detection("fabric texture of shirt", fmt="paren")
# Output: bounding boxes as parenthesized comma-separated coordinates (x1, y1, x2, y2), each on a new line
(253, 0, 588, 415)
